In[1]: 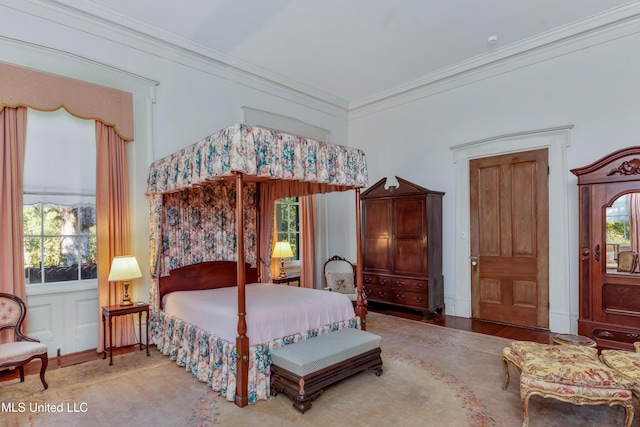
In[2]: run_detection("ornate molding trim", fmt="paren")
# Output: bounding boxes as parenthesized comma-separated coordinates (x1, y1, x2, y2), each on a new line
(607, 158, 640, 176)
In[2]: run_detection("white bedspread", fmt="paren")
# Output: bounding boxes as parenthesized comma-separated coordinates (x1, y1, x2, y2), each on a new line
(163, 283, 355, 345)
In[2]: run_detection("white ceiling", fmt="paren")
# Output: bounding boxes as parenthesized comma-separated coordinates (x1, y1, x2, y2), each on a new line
(50, 0, 635, 108)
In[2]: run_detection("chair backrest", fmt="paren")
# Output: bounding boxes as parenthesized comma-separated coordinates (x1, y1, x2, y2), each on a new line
(0, 293, 26, 334)
(617, 251, 638, 273)
(323, 255, 356, 293)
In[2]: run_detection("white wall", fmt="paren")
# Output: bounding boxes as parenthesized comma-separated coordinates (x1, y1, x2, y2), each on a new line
(348, 22, 640, 333)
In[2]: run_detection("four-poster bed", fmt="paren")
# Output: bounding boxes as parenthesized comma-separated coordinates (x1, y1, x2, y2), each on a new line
(145, 123, 368, 407)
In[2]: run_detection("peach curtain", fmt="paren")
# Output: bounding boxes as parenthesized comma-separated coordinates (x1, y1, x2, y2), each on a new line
(96, 122, 134, 352)
(259, 182, 277, 282)
(299, 195, 316, 288)
(0, 106, 27, 343)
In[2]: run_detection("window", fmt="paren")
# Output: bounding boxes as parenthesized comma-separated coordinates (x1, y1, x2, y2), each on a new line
(23, 203, 97, 284)
(22, 108, 97, 285)
(275, 197, 299, 260)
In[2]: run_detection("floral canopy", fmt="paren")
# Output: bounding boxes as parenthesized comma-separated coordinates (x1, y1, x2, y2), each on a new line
(146, 123, 368, 195)
(145, 123, 369, 309)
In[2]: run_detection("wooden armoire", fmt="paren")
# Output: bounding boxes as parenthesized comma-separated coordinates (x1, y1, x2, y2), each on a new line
(572, 147, 640, 350)
(361, 176, 445, 318)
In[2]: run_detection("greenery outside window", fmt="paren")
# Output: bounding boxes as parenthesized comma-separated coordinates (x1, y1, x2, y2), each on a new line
(275, 197, 299, 260)
(23, 201, 97, 284)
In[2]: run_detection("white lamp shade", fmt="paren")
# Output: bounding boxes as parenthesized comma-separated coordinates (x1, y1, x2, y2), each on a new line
(108, 255, 142, 282)
(272, 241, 294, 259)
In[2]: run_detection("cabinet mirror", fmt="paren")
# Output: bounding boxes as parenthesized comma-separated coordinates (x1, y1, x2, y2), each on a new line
(605, 192, 640, 274)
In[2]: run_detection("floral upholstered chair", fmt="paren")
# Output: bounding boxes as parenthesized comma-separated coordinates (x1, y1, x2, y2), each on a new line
(0, 293, 48, 390)
(502, 341, 635, 427)
(323, 255, 362, 307)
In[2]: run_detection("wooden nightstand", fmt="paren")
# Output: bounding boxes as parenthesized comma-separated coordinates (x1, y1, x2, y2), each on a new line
(102, 303, 150, 365)
(272, 274, 301, 287)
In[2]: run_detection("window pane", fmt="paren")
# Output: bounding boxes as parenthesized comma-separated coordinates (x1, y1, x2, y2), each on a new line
(43, 236, 79, 282)
(43, 205, 63, 235)
(289, 205, 299, 232)
(80, 236, 97, 279)
(23, 204, 42, 235)
(80, 206, 96, 234)
(24, 237, 42, 284)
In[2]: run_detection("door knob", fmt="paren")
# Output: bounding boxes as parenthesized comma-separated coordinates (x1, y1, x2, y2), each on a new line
(469, 256, 478, 271)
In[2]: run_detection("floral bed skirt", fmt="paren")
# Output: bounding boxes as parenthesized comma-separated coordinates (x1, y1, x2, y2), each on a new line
(149, 310, 360, 403)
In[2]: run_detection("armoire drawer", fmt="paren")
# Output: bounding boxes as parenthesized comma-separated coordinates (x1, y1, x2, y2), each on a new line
(363, 274, 392, 288)
(392, 290, 428, 309)
(392, 278, 428, 293)
(364, 285, 393, 303)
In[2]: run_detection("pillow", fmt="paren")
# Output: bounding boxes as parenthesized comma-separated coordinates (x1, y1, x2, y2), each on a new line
(326, 272, 355, 294)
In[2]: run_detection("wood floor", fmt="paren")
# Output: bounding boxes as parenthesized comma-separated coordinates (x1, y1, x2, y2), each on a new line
(1, 305, 553, 383)
(368, 302, 555, 345)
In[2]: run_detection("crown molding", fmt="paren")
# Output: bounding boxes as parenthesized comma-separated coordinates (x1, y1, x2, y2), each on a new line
(0, 35, 158, 102)
(4, 1, 640, 120)
(349, 2, 640, 118)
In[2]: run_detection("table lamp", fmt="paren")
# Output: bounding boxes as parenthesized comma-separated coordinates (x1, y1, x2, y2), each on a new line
(108, 255, 142, 306)
(272, 241, 294, 278)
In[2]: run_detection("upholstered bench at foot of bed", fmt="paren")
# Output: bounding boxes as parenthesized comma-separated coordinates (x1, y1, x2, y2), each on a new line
(502, 341, 635, 427)
(270, 328, 383, 413)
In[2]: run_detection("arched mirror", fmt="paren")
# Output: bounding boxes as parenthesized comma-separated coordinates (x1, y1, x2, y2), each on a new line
(605, 192, 640, 274)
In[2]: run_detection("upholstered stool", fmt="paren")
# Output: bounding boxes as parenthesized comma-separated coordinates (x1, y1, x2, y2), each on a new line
(502, 341, 635, 427)
(600, 342, 640, 401)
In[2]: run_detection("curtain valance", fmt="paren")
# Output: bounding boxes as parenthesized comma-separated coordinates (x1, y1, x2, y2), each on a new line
(146, 123, 368, 194)
(0, 62, 134, 141)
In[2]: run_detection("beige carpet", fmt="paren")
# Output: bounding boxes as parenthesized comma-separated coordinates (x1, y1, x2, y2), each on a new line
(0, 312, 633, 426)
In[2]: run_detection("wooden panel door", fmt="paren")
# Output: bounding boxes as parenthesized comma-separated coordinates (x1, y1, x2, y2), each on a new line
(470, 149, 549, 328)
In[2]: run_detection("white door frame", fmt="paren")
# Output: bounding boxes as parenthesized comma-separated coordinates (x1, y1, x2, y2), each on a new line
(451, 126, 574, 333)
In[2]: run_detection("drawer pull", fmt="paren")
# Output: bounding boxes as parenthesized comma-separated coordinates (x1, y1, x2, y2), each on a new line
(364, 277, 372, 283)
(413, 296, 424, 303)
(396, 281, 404, 287)
(378, 291, 387, 298)
(379, 279, 387, 285)
(412, 283, 423, 289)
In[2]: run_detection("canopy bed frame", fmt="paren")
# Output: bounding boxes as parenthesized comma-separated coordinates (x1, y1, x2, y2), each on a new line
(146, 123, 368, 407)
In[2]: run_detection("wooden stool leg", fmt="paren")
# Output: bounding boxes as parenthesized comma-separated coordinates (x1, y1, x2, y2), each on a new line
(520, 383, 531, 427)
(623, 400, 635, 427)
(502, 358, 511, 389)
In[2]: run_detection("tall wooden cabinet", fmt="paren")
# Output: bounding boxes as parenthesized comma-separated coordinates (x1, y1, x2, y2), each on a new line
(572, 147, 640, 351)
(361, 177, 445, 318)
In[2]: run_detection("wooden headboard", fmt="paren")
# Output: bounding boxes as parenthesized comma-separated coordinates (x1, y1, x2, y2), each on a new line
(158, 261, 259, 309)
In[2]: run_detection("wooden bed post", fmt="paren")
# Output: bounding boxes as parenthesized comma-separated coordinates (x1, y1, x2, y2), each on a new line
(234, 172, 250, 408)
(355, 188, 367, 330)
